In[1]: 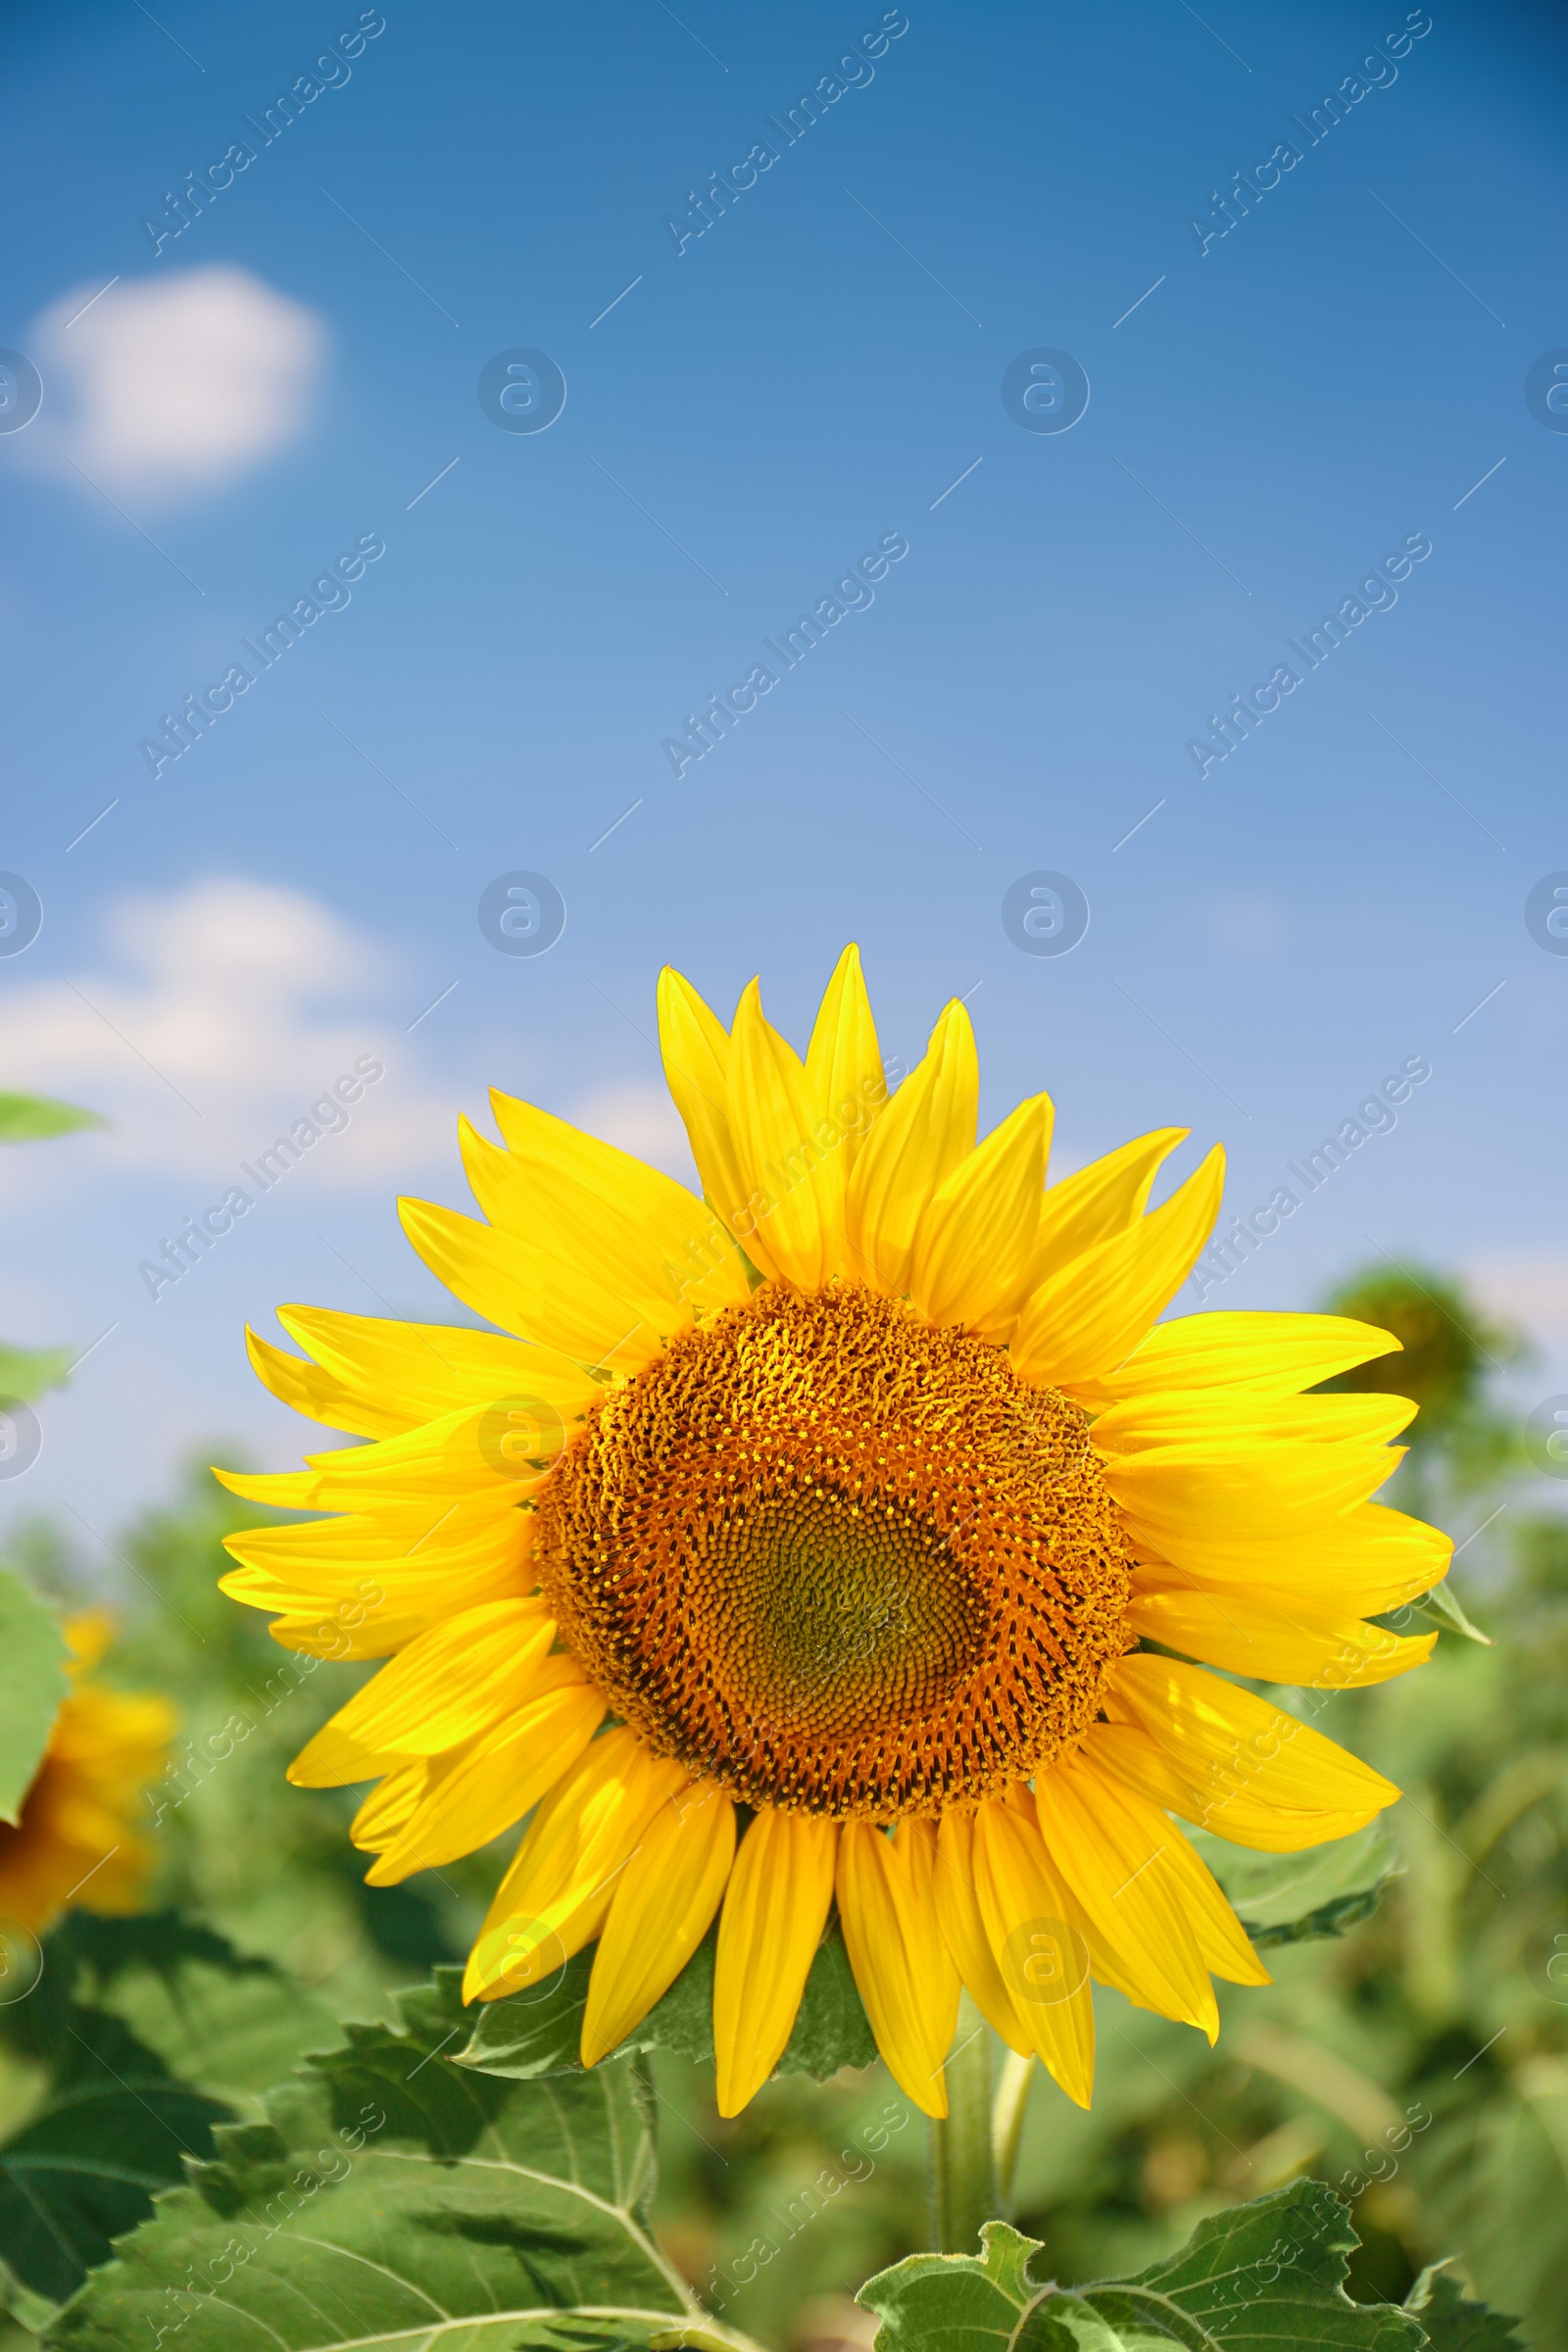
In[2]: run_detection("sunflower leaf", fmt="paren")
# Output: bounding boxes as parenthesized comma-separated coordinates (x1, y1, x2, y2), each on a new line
(1402, 2263, 1528, 2349)
(0, 1344, 74, 1407)
(1, 2254, 63, 2334)
(857, 2179, 1425, 2351)
(42, 1967, 716, 2352)
(454, 1945, 597, 2080)
(0, 1571, 70, 1826)
(0, 2005, 230, 2308)
(458, 1919, 877, 2084)
(41, 1912, 338, 2113)
(48, 1910, 283, 1999)
(1186, 1820, 1402, 1947)
(0, 1096, 103, 1147)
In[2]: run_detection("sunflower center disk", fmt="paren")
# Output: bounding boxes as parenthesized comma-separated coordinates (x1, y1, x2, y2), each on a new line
(535, 1283, 1132, 1818)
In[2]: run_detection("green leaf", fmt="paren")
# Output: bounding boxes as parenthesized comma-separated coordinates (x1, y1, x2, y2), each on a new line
(456, 1946, 597, 2080)
(43, 1969, 728, 2352)
(0, 1348, 74, 1408)
(0, 1574, 69, 1827)
(777, 1918, 878, 2079)
(46, 1912, 283, 2000)
(1420, 2063, 1566, 2351)
(1187, 1821, 1402, 1947)
(1402, 2265, 1528, 2350)
(459, 1919, 876, 2084)
(0, 1914, 280, 2074)
(0, 2253, 62, 2335)
(0, 2006, 229, 2308)
(43, 1914, 338, 2111)
(0, 1916, 324, 2302)
(857, 2179, 1424, 2351)
(0, 1098, 103, 1147)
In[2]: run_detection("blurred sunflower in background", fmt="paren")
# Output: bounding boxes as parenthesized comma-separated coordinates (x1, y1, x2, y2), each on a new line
(0, 1612, 176, 1936)
(220, 948, 1448, 2119)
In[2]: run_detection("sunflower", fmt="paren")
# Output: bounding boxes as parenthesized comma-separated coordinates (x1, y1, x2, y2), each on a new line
(0, 1612, 176, 1936)
(219, 949, 1445, 2119)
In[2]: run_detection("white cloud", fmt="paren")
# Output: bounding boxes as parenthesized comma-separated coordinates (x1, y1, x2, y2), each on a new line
(26, 267, 323, 502)
(0, 878, 463, 1193)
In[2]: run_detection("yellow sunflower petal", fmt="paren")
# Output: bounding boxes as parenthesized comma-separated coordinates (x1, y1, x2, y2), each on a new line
(1065, 1757, 1271, 1993)
(1087, 1723, 1379, 1854)
(465, 1729, 687, 2001)
(211, 1465, 334, 1511)
(222, 1497, 531, 1588)
(1012, 1146, 1225, 1393)
(1120, 1499, 1450, 1616)
(366, 1668, 607, 1885)
(398, 1197, 665, 1372)
(1032, 1754, 1220, 2036)
(490, 1091, 749, 1320)
(1106, 1434, 1406, 1545)
(909, 1095, 1053, 1335)
(969, 1795, 1096, 2107)
(1024, 1127, 1187, 1290)
(932, 1812, 1031, 2055)
(458, 1119, 705, 1342)
(581, 1779, 735, 2067)
(279, 1305, 594, 1428)
(1126, 1578, 1436, 1687)
(350, 1763, 427, 1853)
(1087, 1310, 1401, 1407)
(1064, 1751, 1270, 1990)
(460, 1115, 694, 1334)
(1093, 1392, 1417, 1458)
(249, 1314, 596, 1444)
(713, 1807, 838, 2116)
(727, 980, 841, 1289)
(837, 1818, 958, 2118)
(805, 944, 884, 1180)
(228, 1570, 533, 1662)
(658, 966, 747, 1225)
(231, 1404, 561, 1517)
(220, 1501, 535, 1656)
(1105, 1652, 1399, 1838)
(287, 1599, 555, 1784)
(844, 1001, 978, 1293)
(246, 1328, 408, 1440)
(265, 1606, 436, 1661)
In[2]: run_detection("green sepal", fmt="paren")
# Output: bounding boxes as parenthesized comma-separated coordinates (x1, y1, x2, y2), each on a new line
(1188, 1820, 1402, 1946)
(458, 1917, 876, 2083)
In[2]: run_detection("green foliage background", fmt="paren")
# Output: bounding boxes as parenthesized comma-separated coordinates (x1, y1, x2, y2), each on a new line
(0, 1260, 1562, 2349)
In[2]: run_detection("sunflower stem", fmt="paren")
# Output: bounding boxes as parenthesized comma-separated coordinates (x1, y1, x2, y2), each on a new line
(927, 1994, 997, 2253)
(991, 2050, 1037, 2212)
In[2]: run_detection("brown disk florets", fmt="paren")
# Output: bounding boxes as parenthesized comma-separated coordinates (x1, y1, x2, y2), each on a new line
(534, 1282, 1132, 1818)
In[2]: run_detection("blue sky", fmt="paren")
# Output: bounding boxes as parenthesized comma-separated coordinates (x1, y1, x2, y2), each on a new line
(1, 0, 1565, 1554)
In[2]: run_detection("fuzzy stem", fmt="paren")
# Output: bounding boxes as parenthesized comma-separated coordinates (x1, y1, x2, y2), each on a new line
(991, 2051, 1037, 2212)
(927, 1994, 998, 2253)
